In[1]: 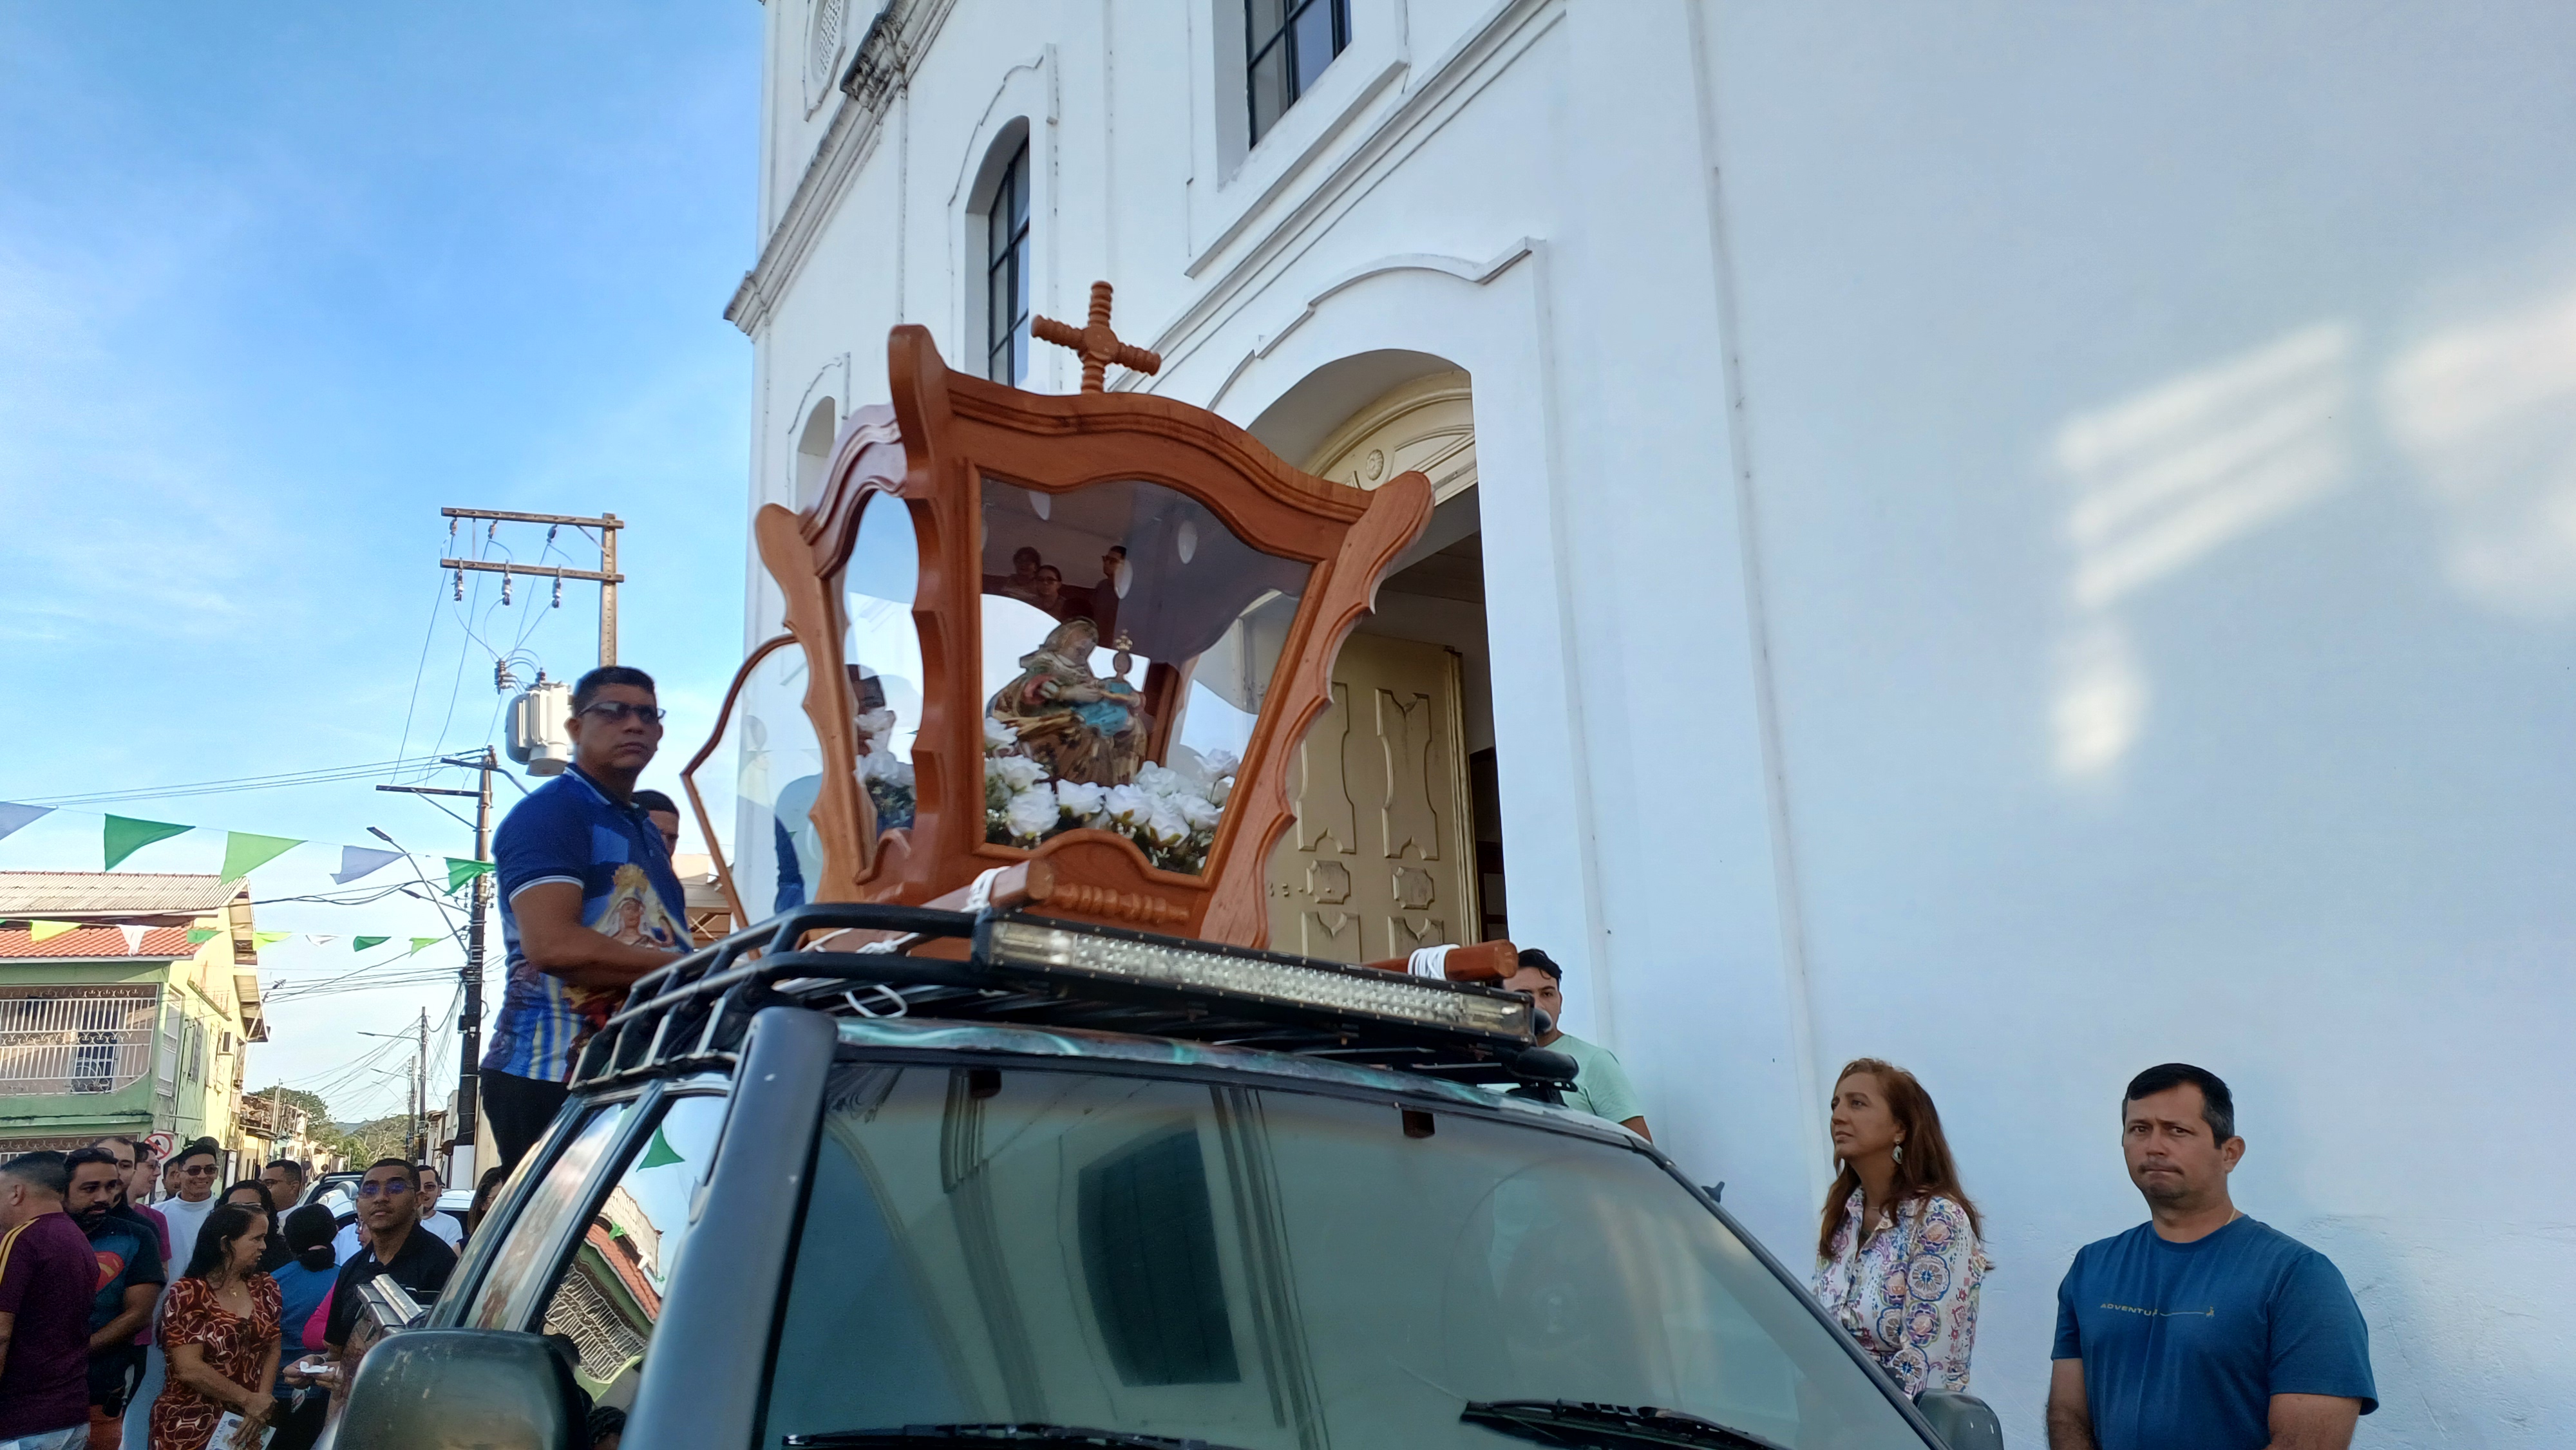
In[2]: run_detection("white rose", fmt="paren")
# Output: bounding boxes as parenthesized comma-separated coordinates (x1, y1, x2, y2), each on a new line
(1145, 802, 1190, 846)
(1177, 794, 1222, 831)
(1005, 787, 1061, 842)
(994, 755, 1047, 793)
(1054, 780, 1107, 821)
(1104, 784, 1151, 825)
(983, 716, 1016, 751)
(1202, 773, 1231, 807)
(1205, 749, 1241, 778)
(858, 707, 897, 744)
(1135, 762, 1182, 798)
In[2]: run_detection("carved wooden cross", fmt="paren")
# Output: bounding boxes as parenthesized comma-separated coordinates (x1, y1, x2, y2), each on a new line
(1032, 281, 1162, 393)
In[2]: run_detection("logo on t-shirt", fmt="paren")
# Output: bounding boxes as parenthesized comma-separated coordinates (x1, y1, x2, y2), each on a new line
(93, 1248, 124, 1289)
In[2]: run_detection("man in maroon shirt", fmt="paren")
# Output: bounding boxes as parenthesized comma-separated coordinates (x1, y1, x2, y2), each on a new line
(0, 1151, 97, 1449)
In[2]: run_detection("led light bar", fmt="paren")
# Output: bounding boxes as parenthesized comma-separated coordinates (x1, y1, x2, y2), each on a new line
(982, 919, 1533, 1040)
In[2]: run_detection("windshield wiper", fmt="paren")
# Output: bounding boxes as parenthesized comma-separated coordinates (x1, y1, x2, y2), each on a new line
(1461, 1400, 1787, 1450)
(782, 1425, 1253, 1450)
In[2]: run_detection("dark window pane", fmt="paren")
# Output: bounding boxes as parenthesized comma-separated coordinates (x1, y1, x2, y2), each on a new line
(1077, 1129, 1240, 1386)
(1292, 0, 1336, 95)
(1246, 0, 1288, 51)
(987, 262, 1014, 384)
(1249, 45, 1288, 143)
(1007, 148, 1030, 230)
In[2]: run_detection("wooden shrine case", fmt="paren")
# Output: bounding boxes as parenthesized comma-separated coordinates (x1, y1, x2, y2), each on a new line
(685, 303, 1433, 949)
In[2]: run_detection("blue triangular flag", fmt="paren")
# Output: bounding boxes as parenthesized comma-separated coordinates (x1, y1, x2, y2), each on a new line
(0, 803, 52, 842)
(332, 846, 404, 885)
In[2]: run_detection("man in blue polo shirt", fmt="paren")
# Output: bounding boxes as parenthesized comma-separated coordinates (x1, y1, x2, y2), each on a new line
(479, 664, 690, 1171)
(2047, 1063, 2375, 1450)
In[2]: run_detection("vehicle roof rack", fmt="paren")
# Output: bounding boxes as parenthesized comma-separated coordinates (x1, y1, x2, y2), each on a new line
(573, 903, 1575, 1095)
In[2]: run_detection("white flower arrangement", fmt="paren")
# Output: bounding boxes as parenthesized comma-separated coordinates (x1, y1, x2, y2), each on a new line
(858, 708, 915, 829)
(983, 717, 1238, 872)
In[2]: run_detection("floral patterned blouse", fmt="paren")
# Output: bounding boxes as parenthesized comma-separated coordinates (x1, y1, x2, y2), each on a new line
(151, 1273, 281, 1450)
(1811, 1189, 1986, 1397)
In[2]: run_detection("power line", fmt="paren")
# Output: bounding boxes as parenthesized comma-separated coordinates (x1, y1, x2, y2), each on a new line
(7, 755, 457, 807)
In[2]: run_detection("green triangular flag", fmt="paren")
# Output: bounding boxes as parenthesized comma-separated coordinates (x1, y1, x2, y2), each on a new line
(636, 1126, 684, 1170)
(409, 936, 440, 956)
(354, 936, 390, 951)
(445, 858, 495, 894)
(186, 928, 219, 945)
(219, 832, 303, 881)
(28, 920, 78, 943)
(103, 815, 192, 869)
(252, 930, 293, 948)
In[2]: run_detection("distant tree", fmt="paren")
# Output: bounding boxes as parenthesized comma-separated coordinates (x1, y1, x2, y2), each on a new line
(247, 1085, 330, 1125)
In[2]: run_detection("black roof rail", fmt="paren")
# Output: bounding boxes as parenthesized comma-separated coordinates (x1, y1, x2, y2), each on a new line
(571, 903, 1575, 1095)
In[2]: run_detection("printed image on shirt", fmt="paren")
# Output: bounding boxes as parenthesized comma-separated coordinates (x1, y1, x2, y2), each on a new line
(560, 863, 686, 1048)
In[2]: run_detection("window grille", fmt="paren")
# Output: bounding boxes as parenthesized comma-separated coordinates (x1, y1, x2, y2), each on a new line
(0, 988, 160, 1097)
(1247, 0, 1350, 146)
(986, 140, 1032, 385)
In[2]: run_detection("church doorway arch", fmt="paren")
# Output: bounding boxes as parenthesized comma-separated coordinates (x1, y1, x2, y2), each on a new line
(1252, 364, 1505, 961)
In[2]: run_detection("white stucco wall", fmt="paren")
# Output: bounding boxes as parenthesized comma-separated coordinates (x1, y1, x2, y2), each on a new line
(733, 3, 2576, 1442)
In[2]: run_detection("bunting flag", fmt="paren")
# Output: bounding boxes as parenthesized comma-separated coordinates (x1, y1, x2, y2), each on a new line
(28, 920, 77, 943)
(354, 936, 390, 951)
(636, 1125, 685, 1170)
(186, 928, 219, 944)
(305, 934, 340, 946)
(103, 815, 192, 870)
(117, 925, 149, 954)
(0, 802, 53, 842)
(251, 931, 294, 949)
(408, 936, 441, 955)
(220, 832, 304, 882)
(445, 858, 495, 894)
(332, 847, 404, 885)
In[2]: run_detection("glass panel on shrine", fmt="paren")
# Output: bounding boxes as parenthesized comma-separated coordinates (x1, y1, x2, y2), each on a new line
(978, 475, 1309, 874)
(839, 492, 924, 847)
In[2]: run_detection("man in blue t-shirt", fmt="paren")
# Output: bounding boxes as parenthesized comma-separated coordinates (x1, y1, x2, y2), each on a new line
(65, 1147, 162, 1422)
(2047, 1063, 2376, 1450)
(478, 665, 689, 1171)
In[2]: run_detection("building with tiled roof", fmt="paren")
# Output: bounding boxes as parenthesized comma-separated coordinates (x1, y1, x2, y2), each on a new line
(0, 872, 270, 1172)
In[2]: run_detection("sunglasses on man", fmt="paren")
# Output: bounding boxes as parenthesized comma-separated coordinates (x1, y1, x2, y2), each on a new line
(357, 1180, 415, 1198)
(579, 701, 666, 725)
(179, 1163, 216, 1176)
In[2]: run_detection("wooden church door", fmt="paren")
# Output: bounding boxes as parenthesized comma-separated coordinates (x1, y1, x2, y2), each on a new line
(1264, 370, 1483, 960)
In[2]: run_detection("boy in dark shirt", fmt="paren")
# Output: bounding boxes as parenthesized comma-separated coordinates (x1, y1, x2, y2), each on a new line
(0, 1151, 99, 1449)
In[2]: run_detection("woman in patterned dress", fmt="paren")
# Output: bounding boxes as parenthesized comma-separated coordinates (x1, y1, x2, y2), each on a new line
(1811, 1057, 1989, 1397)
(151, 1203, 282, 1450)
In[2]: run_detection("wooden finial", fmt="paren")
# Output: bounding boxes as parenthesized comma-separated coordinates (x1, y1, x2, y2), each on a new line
(1032, 281, 1162, 393)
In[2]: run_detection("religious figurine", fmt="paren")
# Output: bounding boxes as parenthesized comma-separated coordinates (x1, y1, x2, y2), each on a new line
(987, 617, 1145, 786)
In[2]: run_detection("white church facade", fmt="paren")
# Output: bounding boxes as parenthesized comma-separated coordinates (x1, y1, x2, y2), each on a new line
(724, 4, 2576, 1442)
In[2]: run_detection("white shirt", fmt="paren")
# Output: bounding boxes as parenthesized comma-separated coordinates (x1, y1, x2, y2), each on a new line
(332, 1210, 461, 1264)
(159, 1194, 219, 1276)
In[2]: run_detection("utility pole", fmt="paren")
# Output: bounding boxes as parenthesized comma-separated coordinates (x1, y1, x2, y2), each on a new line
(457, 748, 494, 1172)
(412, 1007, 427, 1166)
(439, 507, 625, 666)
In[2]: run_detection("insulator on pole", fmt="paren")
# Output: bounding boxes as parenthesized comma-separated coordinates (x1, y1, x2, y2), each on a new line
(452, 569, 464, 601)
(551, 577, 563, 608)
(501, 571, 513, 606)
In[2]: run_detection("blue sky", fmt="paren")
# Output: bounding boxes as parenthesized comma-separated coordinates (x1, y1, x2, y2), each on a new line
(0, 6, 761, 1121)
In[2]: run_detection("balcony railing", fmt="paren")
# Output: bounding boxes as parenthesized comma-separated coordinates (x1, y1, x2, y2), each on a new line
(0, 990, 158, 1097)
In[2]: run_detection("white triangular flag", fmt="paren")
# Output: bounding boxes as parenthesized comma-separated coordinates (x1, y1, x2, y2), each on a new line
(305, 934, 340, 946)
(332, 846, 403, 885)
(117, 925, 149, 954)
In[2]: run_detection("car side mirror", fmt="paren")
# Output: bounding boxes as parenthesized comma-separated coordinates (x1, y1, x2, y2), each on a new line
(337, 1330, 584, 1450)
(1915, 1391, 2003, 1450)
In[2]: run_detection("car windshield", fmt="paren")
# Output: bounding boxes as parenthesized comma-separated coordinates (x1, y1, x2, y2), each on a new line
(759, 1064, 1918, 1450)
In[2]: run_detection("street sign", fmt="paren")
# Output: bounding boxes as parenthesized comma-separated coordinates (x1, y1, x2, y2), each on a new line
(145, 1131, 176, 1160)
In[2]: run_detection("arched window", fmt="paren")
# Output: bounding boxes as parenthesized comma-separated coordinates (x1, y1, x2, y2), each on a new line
(985, 139, 1032, 384)
(794, 397, 837, 509)
(1247, 0, 1349, 145)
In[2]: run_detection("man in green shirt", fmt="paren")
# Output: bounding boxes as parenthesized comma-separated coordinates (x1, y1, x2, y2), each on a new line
(1501, 950, 1651, 1140)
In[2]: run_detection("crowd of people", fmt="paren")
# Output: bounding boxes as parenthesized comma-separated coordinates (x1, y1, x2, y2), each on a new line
(0, 1139, 462, 1450)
